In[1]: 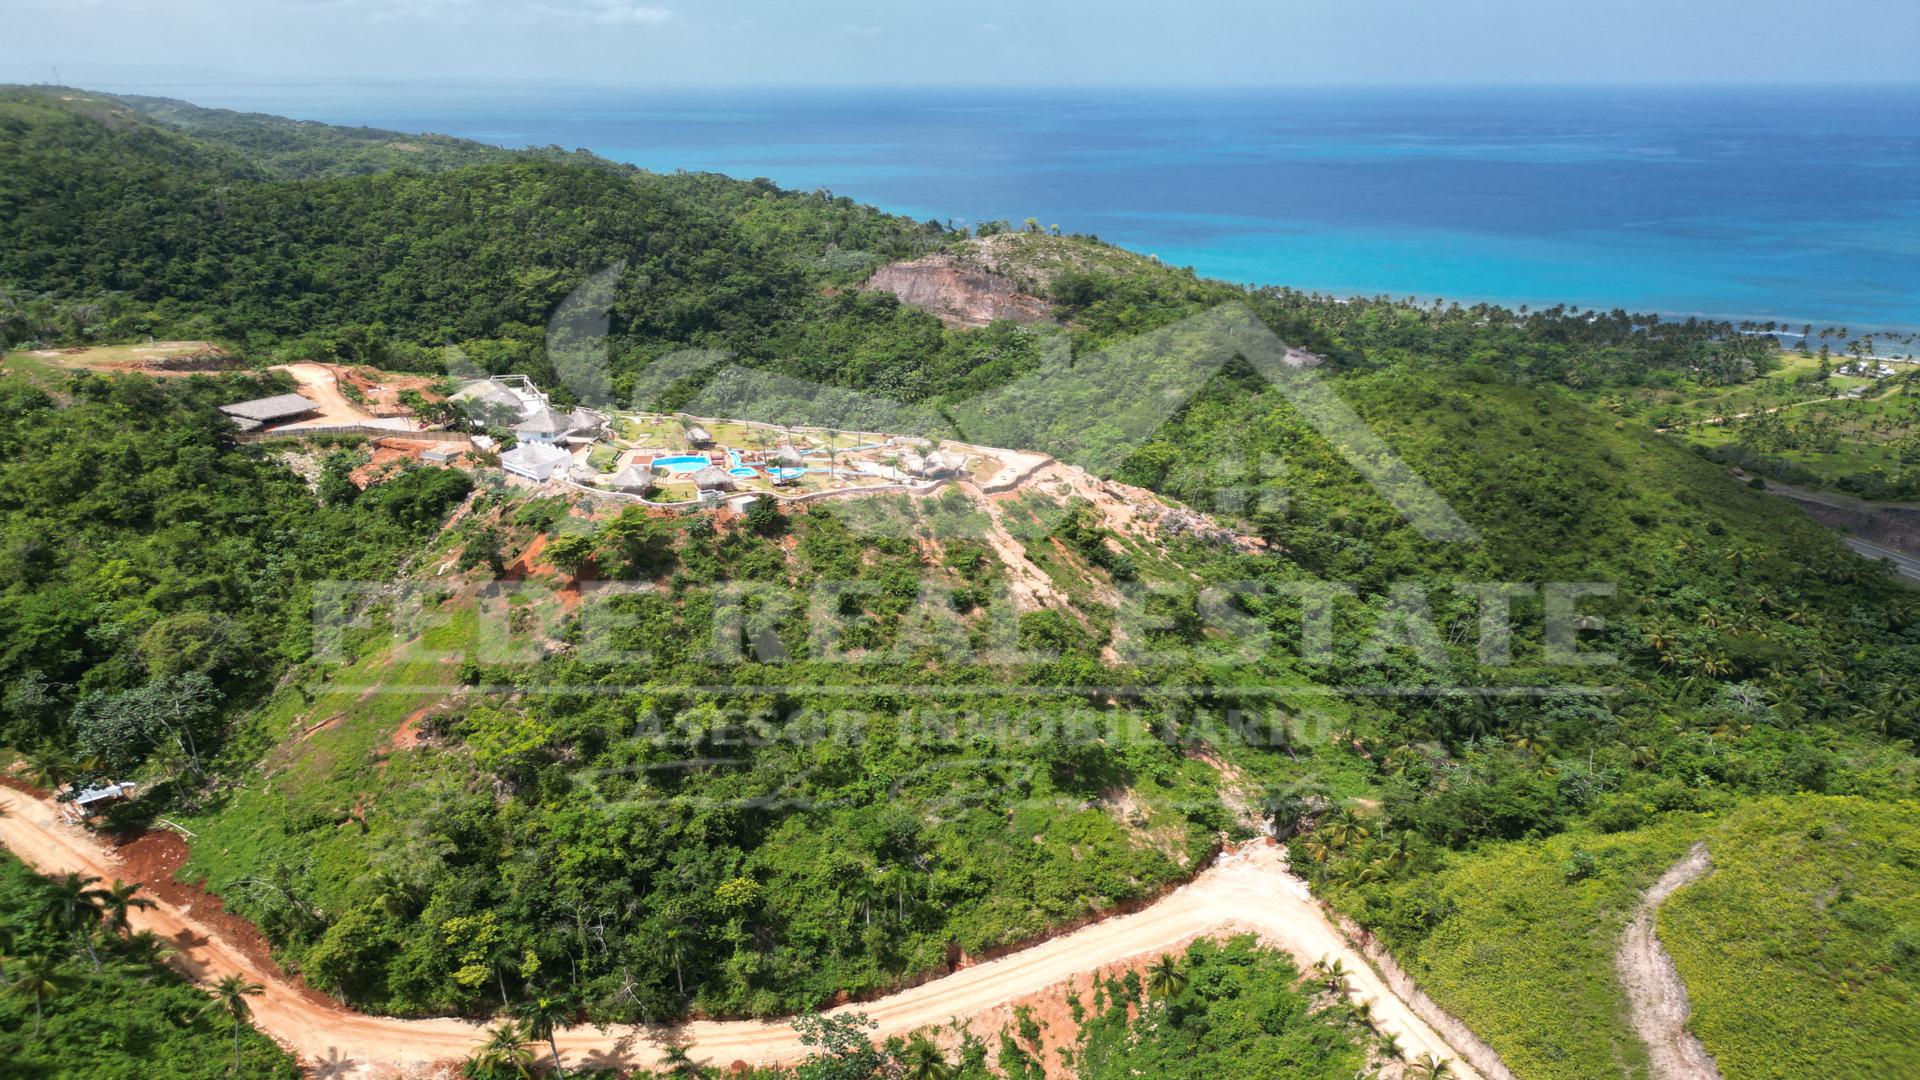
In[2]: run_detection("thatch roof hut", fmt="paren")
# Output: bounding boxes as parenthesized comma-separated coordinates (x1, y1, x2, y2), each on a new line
(692, 465, 737, 490)
(773, 445, 806, 467)
(566, 408, 607, 438)
(685, 424, 713, 446)
(513, 406, 573, 441)
(607, 464, 656, 494)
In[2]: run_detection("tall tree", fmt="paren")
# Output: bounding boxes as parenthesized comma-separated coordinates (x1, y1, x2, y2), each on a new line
(204, 974, 265, 1074)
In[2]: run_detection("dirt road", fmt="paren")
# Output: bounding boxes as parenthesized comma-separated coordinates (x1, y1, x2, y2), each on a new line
(0, 786, 1492, 1078)
(1616, 844, 1722, 1080)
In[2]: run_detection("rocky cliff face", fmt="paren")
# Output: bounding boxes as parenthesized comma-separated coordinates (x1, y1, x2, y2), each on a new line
(861, 254, 1055, 328)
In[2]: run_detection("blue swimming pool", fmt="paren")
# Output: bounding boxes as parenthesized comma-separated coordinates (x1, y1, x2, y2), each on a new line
(768, 466, 807, 481)
(650, 455, 709, 474)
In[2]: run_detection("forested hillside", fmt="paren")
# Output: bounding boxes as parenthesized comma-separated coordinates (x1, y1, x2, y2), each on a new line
(1, 86, 1916, 1078)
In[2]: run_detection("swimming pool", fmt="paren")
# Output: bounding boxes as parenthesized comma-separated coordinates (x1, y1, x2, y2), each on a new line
(650, 455, 710, 474)
(768, 466, 807, 481)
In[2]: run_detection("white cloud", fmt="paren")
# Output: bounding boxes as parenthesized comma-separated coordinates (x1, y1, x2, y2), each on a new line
(522, 0, 671, 26)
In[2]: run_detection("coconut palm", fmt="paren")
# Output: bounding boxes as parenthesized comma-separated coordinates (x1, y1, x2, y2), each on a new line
(42, 872, 108, 970)
(1146, 954, 1187, 1001)
(1409, 1053, 1454, 1078)
(204, 973, 265, 1073)
(2, 951, 69, 1038)
(1322, 808, 1371, 850)
(1308, 956, 1350, 995)
(1377, 1030, 1403, 1061)
(513, 993, 571, 1076)
(468, 1021, 537, 1079)
(657, 1041, 702, 1079)
(20, 746, 75, 793)
(117, 929, 174, 971)
(900, 1034, 956, 1080)
(97, 879, 155, 936)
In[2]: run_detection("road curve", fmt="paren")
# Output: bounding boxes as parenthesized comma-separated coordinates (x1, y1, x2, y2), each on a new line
(0, 785, 1490, 1078)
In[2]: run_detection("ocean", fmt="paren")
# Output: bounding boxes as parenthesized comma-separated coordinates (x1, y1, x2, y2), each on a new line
(130, 82, 1920, 331)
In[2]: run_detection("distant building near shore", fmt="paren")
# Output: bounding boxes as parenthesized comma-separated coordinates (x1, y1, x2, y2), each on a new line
(1837, 361, 1897, 379)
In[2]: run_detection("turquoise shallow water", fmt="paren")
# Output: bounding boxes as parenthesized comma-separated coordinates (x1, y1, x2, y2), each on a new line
(132, 83, 1920, 329)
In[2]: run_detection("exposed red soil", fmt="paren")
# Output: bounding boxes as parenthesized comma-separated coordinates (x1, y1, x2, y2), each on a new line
(862, 256, 1055, 328)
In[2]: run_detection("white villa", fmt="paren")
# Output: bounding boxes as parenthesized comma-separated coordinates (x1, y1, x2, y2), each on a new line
(500, 441, 573, 482)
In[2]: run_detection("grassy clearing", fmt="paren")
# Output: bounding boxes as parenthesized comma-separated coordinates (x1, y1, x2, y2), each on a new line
(174, 608, 483, 955)
(1662, 796, 1920, 1079)
(1383, 796, 1920, 1080)
(1392, 820, 1698, 1079)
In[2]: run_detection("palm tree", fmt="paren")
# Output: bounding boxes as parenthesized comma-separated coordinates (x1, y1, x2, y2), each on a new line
(900, 1034, 956, 1080)
(1145, 954, 1187, 1002)
(468, 1021, 537, 1079)
(513, 994, 570, 1077)
(1308, 956, 1350, 995)
(1322, 808, 1372, 850)
(204, 973, 265, 1073)
(1259, 786, 1311, 837)
(1377, 1030, 1403, 1061)
(118, 929, 174, 971)
(3, 951, 69, 1038)
(42, 872, 108, 970)
(97, 879, 155, 936)
(1409, 1053, 1454, 1078)
(21, 746, 75, 793)
(657, 1041, 702, 1079)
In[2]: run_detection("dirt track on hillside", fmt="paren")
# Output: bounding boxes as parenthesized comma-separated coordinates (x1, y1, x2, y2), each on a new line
(1616, 844, 1722, 1080)
(0, 786, 1494, 1079)
(273, 362, 376, 426)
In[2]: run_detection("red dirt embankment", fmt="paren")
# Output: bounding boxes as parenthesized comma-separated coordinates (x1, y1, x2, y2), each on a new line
(862, 255, 1055, 328)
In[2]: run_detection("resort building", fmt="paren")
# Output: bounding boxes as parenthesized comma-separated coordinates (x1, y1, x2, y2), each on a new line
(219, 393, 319, 432)
(513, 406, 575, 443)
(500, 441, 573, 482)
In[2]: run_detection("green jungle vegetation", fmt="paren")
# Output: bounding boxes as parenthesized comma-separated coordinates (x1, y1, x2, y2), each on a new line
(1072, 937, 1380, 1080)
(1, 85, 1918, 1077)
(0, 850, 300, 1078)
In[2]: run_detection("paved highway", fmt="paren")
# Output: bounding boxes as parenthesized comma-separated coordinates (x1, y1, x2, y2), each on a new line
(1844, 537, 1920, 583)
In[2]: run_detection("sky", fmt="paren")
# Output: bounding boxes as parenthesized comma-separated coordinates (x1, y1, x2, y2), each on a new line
(4, 0, 1917, 89)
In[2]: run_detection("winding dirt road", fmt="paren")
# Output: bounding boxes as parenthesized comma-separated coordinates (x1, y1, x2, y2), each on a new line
(0, 785, 1491, 1078)
(1616, 844, 1722, 1080)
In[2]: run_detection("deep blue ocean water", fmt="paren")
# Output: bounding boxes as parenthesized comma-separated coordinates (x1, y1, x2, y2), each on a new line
(139, 83, 1920, 329)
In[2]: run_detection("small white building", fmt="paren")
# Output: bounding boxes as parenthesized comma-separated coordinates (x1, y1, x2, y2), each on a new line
(449, 378, 544, 427)
(500, 442, 573, 482)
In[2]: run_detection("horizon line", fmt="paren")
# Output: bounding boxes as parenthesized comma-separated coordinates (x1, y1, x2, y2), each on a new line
(28, 77, 1920, 93)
